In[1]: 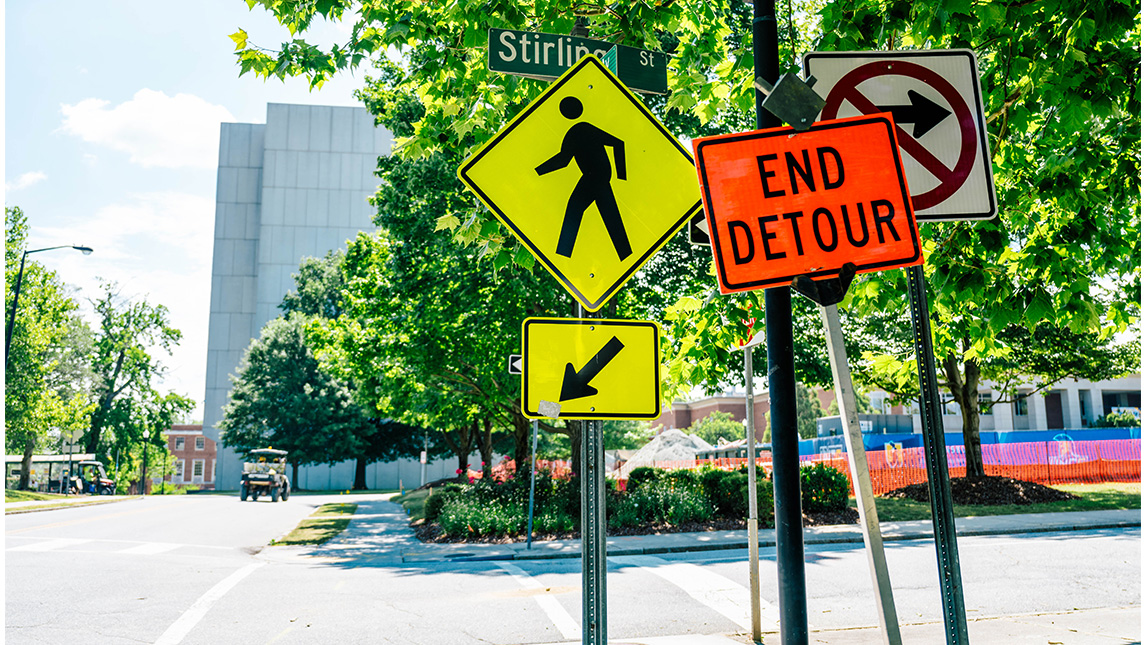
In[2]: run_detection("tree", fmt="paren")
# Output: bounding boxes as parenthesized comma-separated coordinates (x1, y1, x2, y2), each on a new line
(820, 1, 1140, 476)
(232, 0, 1139, 479)
(85, 283, 185, 455)
(5, 206, 93, 489)
(282, 250, 422, 488)
(219, 313, 370, 485)
(687, 411, 744, 446)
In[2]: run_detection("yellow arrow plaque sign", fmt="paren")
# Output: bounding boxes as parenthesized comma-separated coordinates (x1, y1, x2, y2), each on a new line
(459, 55, 701, 312)
(522, 317, 661, 420)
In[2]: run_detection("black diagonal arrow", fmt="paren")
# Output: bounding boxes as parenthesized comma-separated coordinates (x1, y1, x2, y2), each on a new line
(560, 336, 625, 402)
(878, 90, 952, 138)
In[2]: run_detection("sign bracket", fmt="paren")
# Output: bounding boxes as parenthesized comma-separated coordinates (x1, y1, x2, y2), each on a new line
(791, 262, 857, 307)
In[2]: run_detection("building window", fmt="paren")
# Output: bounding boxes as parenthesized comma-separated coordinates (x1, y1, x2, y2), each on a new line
(1015, 394, 1029, 417)
(175, 460, 185, 482)
(193, 460, 204, 480)
(195, 437, 205, 451)
(175, 437, 185, 451)
(978, 392, 993, 415)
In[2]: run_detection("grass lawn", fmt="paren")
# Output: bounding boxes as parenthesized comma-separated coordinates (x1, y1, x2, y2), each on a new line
(393, 489, 431, 522)
(269, 503, 358, 546)
(5, 490, 67, 503)
(853, 482, 1141, 522)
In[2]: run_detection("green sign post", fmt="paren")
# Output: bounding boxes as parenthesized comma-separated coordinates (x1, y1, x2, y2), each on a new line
(487, 28, 668, 95)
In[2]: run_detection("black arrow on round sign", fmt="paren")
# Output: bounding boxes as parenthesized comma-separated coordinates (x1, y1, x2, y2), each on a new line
(560, 336, 625, 401)
(878, 90, 952, 138)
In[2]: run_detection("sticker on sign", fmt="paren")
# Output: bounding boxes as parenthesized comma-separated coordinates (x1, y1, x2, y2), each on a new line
(693, 114, 922, 293)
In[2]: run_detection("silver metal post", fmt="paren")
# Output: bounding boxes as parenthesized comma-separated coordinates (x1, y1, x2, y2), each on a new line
(745, 346, 762, 643)
(820, 304, 902, 645)
(526, 419, 538, 549)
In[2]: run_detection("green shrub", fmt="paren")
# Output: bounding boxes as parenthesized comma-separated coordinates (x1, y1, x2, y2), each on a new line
(626, 466, 664, 492)
(661, 468, 701, 492)
(699, 468, 775, 526)
(800, 462, 849, 513)
(608, 481, 712, 529)
(533, 509, 577, 534)
(439, 496, 525, 537)
(424, 488, 460, 523)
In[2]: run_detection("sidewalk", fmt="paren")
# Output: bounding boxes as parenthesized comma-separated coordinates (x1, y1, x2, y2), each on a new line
(261, 497, 1140, 565)
(4, 495, 140, 514)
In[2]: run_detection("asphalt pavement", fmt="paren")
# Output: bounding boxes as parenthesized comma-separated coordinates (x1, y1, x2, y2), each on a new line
(255, 497, 1140, 644)
(8, 494, 1139, 644)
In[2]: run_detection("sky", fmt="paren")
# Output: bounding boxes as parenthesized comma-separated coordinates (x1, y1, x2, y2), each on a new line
(5, 1, 375, 420)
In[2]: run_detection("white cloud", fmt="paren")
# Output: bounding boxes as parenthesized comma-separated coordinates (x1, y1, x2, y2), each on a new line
(29, 191, 217, 416)
(59, 89, 235, 169)
(5, 171, 47, 191)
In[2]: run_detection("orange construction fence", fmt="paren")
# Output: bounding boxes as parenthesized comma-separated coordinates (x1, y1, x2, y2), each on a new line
(649, 439, 1140, 496)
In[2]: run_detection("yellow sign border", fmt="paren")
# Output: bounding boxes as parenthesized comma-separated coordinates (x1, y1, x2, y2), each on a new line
(459, 55, 701, 312)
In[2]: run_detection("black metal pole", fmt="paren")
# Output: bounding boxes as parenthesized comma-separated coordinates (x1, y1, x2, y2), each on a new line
(755, 2, 808, 643)
(5, 251, 29, 369)
(906, 265, 969, 643)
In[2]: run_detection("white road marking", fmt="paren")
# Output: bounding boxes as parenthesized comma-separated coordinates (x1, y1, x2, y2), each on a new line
(611, 555, 780, 631)
(493, 561, 581, 640)
(8, 538, 91, 552)
(118, 542, 182, 555)
(153, 562, 265, 645)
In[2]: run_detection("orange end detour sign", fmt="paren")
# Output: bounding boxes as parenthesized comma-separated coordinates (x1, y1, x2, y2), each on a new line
(694, 114, 922, 293)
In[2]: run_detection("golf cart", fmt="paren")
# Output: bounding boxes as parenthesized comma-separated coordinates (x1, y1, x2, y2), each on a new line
(76, 460, 116, 495)
(240, 449, 290, 502)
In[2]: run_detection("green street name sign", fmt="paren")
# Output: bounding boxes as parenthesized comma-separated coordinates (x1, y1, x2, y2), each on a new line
(488, 28, 668, 95)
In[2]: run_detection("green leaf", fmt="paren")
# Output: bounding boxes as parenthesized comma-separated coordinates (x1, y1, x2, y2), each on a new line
(229, 29, 249, 51)
(434, 214, 460, 232)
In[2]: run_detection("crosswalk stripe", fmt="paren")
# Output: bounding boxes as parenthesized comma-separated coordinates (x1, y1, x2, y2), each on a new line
(611, 555, 780, 631)
(118, 542, 182, 555)
(493, 561, 581, 640)
(9, 538, 92, 552)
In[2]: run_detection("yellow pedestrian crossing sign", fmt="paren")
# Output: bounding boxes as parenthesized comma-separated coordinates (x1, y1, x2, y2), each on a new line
(459, 55, 702, 312)
(522, 318, 661, 420)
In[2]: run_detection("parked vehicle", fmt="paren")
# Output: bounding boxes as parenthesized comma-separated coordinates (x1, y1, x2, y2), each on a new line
(240, 449, 290, 502)
(76, 460, 116, 495)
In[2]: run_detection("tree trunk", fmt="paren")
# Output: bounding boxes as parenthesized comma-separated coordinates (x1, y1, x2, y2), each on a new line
(942, 348, 986, 478)
(478, 416, 494, 478)
(353, 457, 368, 490)
(511, 401, 531, 473)
(291, 461, 300, 490)
(454, 422, 475, 480)
(19, 435, 35, 490)
(567, 421, 582, 478)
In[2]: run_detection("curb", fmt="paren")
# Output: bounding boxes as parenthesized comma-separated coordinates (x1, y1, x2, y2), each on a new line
(4, 496, 142, 515)
(445, 515, 1142, 562)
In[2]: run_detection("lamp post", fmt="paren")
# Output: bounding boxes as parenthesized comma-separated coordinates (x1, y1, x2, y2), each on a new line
(141, 429, 150, 496)
(5, 244, 94, 369)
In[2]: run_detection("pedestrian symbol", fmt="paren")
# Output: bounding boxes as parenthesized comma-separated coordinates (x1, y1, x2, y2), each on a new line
(536, 96, 632, 261)
(459, 55, 701, 312)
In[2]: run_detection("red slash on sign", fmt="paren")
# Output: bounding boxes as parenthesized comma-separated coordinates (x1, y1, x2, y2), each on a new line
(821, 60, 976, 211)
(805, 50, 997, 222)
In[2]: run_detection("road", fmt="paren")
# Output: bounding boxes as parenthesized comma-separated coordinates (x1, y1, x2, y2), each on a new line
(5, 495, 1140, 644)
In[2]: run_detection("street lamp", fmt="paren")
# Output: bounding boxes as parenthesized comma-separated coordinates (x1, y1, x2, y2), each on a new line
(5, 244, 94, 369)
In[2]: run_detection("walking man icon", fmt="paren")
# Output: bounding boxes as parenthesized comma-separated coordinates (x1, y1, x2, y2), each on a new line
(536, 96, 632, 261)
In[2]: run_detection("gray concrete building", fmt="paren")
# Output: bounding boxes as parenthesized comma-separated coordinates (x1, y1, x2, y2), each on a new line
(203, 103, 391, 491)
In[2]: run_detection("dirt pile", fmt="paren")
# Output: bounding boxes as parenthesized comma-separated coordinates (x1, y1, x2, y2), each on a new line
(883, 476, 1079, 505)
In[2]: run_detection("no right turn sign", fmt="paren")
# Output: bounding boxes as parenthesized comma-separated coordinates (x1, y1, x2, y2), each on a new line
(804, 50, 997, 222)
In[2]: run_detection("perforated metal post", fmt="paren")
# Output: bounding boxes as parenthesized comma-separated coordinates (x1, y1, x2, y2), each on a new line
(906, 265, 969, 644)
(581, 416, 607, 645)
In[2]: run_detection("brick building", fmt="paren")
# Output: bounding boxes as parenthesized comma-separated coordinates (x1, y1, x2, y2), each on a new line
(163, 425, 217, 490)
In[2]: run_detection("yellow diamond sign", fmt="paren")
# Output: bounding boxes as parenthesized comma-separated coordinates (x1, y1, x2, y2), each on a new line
(522, 318, 661, 420)
(459, 55, 701, 312)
